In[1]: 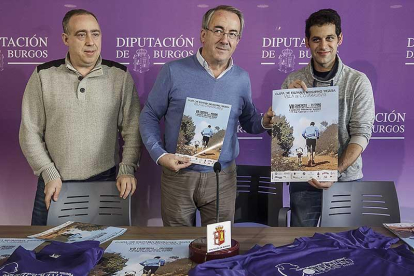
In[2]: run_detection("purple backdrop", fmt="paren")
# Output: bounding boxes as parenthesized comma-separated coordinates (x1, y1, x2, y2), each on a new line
(0, 0, 413, 225)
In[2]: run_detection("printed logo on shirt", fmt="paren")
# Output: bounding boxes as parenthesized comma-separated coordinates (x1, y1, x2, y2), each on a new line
(0, 262, 74, 276)
(275, 257, 354, 275)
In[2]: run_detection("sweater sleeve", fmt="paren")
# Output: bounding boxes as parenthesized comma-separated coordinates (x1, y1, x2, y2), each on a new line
(19, 69, 61, 183)
(139, 64, 172, 163)
(238, 75, 266, 134)
(117, 71, 142, 177)
(348, 74, 375, 151)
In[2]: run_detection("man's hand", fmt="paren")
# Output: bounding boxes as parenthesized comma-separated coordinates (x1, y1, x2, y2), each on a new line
(308, 178, 334, 189)
(288, 79, 308, 91)
(44, 178, 62, 210)
(158, 153, 191, 172)
(116, 175, 137, 199)
(263, 106, 274, 129)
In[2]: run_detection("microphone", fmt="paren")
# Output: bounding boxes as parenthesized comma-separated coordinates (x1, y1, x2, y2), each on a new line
(213, 162, 221, 223)
(213, 162, 221, 173)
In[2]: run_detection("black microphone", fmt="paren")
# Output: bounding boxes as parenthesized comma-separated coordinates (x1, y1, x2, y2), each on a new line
(214, 162, 221, 223)
(213, 162, 222, 173)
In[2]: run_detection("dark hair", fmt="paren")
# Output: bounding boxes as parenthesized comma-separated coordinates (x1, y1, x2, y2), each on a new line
(305, 9, 341, 39)
(310, 122, 315, 126)
(62, 9, 98, 34)
(202, 5, 244, 36)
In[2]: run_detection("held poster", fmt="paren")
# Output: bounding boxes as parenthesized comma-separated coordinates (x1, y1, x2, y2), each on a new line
(271, 87, 339, 182)
(176, 97, 231, 167)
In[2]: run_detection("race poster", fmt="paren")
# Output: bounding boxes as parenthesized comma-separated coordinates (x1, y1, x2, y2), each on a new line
(90, 240, 193, 276)
(0, 239, 44, 261)
(28, 221, 126, 244)
(175, 97, 231, 167)
(384, 223, 414, 250)
(271, 86, 339, 182)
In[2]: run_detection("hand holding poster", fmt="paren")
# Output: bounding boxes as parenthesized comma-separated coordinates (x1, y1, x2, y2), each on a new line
(175, 98, 231, 167)
(271, 87, 339, 182)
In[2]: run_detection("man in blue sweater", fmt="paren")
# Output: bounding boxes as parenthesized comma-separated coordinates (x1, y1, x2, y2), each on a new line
(140, 5, 273, 226)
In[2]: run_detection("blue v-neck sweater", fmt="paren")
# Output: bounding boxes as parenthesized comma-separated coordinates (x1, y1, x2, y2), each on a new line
(140, 54, 265, 172)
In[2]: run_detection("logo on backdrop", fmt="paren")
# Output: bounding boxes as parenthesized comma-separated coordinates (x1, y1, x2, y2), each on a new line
(0, 50, 4, 71)
(0, 36, 49, 71)
(133, 49, 150, 73)
(278, 48, 295, 73)
(372, 110, 406, 139)
(407, 38, 414, 65)
(261, 37, 309, 72)
(116, 36, 195, 73)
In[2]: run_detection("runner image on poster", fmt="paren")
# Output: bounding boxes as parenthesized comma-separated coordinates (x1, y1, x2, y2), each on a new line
(271, 87, 339, 182)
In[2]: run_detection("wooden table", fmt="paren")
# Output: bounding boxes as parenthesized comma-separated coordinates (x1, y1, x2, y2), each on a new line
(0, 226, 395, 253)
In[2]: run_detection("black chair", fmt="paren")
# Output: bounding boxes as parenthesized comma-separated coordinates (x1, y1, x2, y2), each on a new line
(235, 165, 289, 227)
(320, 181, 400, 227)
(47, 181, 131, 226)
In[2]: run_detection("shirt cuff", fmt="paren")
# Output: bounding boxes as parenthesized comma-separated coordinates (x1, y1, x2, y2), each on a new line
(117, 163, 136, 178)
(261, 117, 272, 130)
(349, 135, 369, 151)
(156, 153, 168, 165)
(41, 166, 61, 184)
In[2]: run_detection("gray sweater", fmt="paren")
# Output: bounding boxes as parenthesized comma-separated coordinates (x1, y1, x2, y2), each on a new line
(19, 55, 142, 183)
(282, 56, 375, 181)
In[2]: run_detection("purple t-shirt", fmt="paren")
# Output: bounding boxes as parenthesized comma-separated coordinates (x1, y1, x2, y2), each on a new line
(189, 227, 414, 276)
(0, 240, 103, 276)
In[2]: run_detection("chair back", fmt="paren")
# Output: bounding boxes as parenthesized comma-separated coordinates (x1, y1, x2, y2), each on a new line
(235, 165, 285, 226)
(320, 181, 400, 227)
(47, 181, 131, 226)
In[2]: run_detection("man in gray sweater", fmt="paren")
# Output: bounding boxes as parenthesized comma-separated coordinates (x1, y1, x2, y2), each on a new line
(19, 9, 141, 225)
(282, 9, 375, 226)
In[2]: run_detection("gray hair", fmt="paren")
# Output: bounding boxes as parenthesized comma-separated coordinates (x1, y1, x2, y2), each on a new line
(62, 9, 98, 34)
(201, 5, 244, 36)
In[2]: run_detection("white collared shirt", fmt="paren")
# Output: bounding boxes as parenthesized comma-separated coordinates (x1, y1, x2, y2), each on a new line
(196, 48, 233, 79)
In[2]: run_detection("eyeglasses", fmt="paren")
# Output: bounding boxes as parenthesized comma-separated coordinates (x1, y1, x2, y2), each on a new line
(205, 28, 240, 41)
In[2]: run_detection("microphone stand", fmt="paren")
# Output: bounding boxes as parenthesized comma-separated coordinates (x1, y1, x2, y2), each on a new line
(189, 162, 239, 263)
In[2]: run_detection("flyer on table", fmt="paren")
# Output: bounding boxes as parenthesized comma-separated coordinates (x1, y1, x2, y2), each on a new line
(0, 239, 44, 260)
(28, 221, 126, 244)
(271, 87, 339, 182)
(89, 240, 193, 275)
(176, 97, 231, 167)
(384, 223, 414, 250)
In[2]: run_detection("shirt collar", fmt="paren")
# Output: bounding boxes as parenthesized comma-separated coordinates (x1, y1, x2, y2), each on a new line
(196, 48, 233, 79)
(65, 53, 103, 77)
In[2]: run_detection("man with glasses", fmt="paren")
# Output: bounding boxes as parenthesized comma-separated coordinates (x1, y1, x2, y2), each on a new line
(140, 5, 273, 226)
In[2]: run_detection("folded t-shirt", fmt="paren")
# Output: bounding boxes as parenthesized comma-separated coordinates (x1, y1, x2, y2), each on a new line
(0, 240, 103, 276)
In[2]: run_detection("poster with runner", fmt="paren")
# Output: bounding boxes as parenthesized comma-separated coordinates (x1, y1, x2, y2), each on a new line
(271, 86, 339, 182)
(175, 97, 231, 167)
(90, 240, 193, 275)
(28, 221, 126, 244)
